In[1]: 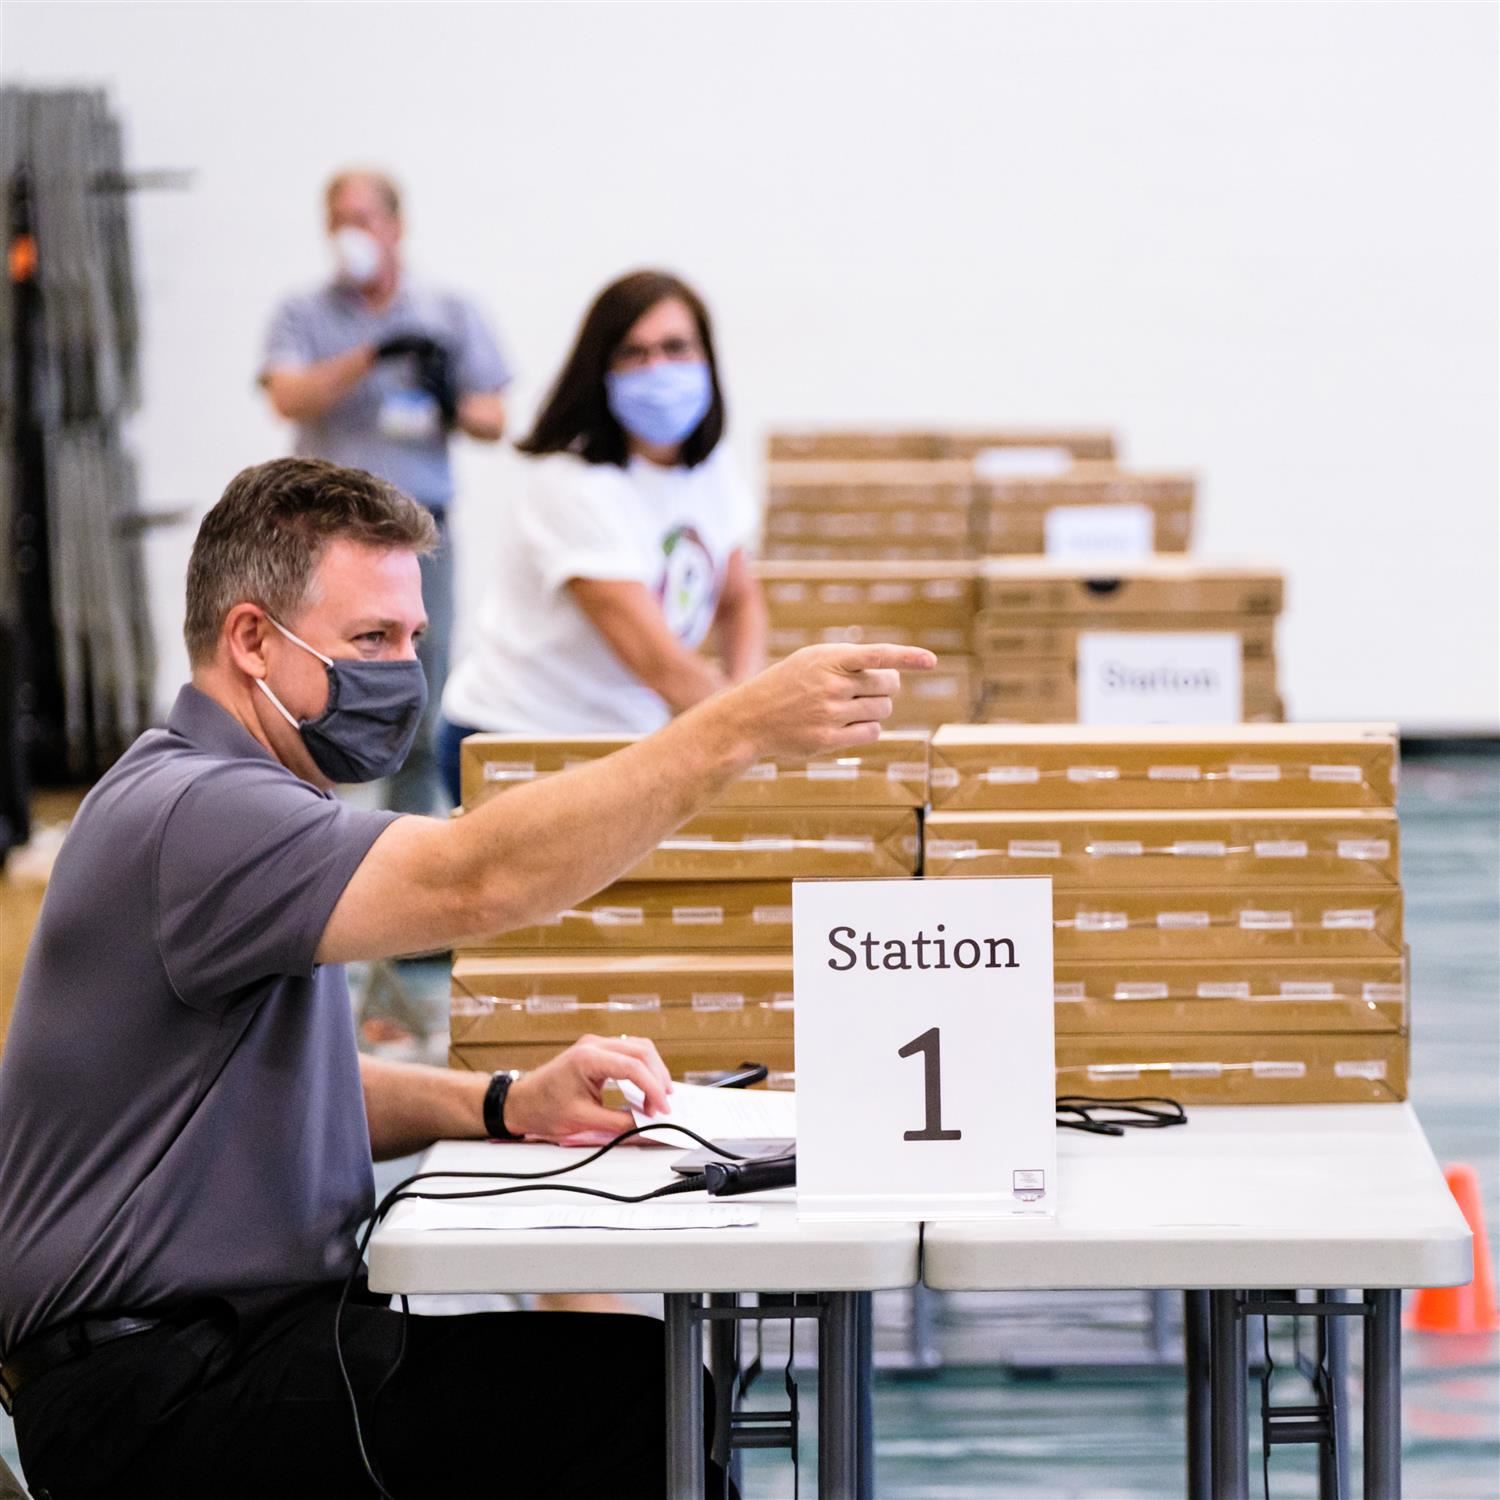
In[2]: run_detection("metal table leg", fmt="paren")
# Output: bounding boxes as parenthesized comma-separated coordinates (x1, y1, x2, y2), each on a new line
(1210, 1290, 1250, 1499)
(1317, 1290, 1351, 1500)
(819, 1291, 860, 1498)
(1363, 1289, 1402, 1500)
(856, 1291, 874, 1499)
(666, 1292, 705, 1500)
(707, 1292, 740, 1497)
(1184, 1290, 1212, 1500)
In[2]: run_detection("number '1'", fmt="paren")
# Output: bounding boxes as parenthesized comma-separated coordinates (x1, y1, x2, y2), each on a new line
(898, 1026, 962, 1142)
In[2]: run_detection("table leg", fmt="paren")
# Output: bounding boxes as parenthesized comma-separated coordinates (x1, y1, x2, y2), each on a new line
(707, 1293, 740, 1497)
(856, 1291, 874, 1500)
(1317, 1290, 1351, 1500)
(1210, 1290, 1249, 1500)
(1363, 1289, 1402, 1500)
(1184, 1290, 1212, 1500)
(665, 1292, 705, 1500)
(819, 1291, 860, 1498)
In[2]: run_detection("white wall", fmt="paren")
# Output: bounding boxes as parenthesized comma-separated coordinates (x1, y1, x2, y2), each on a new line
(6, 1, 1497, 729)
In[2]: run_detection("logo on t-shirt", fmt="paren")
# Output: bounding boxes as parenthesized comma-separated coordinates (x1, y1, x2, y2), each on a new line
(658, 524, 718, 643)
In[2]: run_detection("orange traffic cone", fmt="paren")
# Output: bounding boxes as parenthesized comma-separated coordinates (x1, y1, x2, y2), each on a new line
(1407, 1164, 1500, 1333)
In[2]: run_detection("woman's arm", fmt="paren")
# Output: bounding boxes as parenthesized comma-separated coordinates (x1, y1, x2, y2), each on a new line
(567, 578, 728, 711)
(712, 549, 769, 682)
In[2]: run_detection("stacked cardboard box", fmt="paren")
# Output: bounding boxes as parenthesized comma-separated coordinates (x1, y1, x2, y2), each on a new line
(925, 723, 1407, 1104)
(451, 733, 928, 1086)
(753, 559, 980, 726)
(766, 429, 1117, 462)
(760, 460, 1196, 563)
(975, 464, 1194, 556)
(975, 557, 1285, 722)
(762, 460, 975, 561)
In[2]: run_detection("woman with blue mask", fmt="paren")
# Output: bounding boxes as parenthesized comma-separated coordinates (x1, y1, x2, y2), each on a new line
(438, 270, 767, 803)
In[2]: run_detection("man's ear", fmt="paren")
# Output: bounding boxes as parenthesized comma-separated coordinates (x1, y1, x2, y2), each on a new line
(223, 604, 271, 681)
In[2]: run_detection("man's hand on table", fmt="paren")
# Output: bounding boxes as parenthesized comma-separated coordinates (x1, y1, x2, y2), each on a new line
(503, 1034, 674, 1146)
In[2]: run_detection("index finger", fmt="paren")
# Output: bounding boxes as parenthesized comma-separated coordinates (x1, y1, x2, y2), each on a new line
(836, 645, 937, 674)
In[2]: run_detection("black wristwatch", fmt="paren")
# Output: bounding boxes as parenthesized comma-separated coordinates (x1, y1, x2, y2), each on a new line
(482, 1069, 524, 1140)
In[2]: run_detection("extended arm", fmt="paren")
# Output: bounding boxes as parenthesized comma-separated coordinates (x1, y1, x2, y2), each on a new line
(318, 643, 931, 966)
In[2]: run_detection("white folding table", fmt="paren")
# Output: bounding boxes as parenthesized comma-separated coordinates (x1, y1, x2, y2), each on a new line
(366, 1138, 919, 1498)
(921, 1102, 1473, 1499)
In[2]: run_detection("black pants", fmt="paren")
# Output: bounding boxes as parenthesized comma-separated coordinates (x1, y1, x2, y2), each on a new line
(14, 1288, 730, 1499)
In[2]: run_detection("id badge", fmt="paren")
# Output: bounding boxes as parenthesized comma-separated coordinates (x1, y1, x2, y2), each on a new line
(378, 389, 441, 442)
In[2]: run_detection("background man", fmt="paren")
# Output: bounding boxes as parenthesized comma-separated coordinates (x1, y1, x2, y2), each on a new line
(0, 457, 930, 1497)
(261, 168, 511, 815)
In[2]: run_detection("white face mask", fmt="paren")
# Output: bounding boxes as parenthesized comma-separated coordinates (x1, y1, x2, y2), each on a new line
(331, 225, 382, 287)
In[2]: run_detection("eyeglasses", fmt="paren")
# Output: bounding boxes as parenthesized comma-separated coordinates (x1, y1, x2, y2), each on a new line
(611, 336, 703, 371)
(1055, 1096, 1188, 1137)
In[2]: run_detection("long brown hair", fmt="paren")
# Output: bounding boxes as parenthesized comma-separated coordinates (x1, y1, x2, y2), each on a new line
(518, 270, 725, 468)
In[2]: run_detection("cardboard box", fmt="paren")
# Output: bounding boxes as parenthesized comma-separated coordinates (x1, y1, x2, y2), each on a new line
(629, 807, 920, 881)
(766, 620, 972, 655)
(982, 502, 1193, 556)
(460, 732, 930, 811)
(766, 507, 971, 544)
(1048, 886, 1404, 961)
(942, 430, 1118, 462)
(764, 540, 976, 562)
(1054, 1032, 1408, 1105)
(928, 724, 1398, 812)
(1051, 957, 1406, 1034)
(763, 491, 974, 559)
(980, 558, 1284, 617)
(765, 431, 1117, 463)
(765, 459, 973, 509)
(451, 952, 794, 1039)
(756, 560, 977, 621)
(975, 663, 1281, 722)
(466, 881, 797, 951)
(922, 808, 1401, 885)
(977, 467, 1195, 555)
(975, 465, 1194, 510)
(973, 613, 1278, 663)
(452, 1038, 797, 1084)
(767, 431, 947, 462)
(0, 876, 46, 1057)
(977, 701, 1288, 727)
(885, 657, 978, 729)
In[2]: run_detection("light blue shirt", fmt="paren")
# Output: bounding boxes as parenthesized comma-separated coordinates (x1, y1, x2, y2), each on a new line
(260, 278, 513, 510)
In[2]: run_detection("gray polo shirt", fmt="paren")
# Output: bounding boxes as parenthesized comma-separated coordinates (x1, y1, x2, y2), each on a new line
(0, 686, 399, 1355)
(260, 278, 513, 510)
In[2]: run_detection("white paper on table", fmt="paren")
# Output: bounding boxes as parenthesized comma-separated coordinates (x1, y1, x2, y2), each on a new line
(397, 1201, 761, 1232)
(617, 1080, 797, 1142)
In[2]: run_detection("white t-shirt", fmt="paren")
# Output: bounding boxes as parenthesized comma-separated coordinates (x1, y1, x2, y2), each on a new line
(444, 447, 762, 733)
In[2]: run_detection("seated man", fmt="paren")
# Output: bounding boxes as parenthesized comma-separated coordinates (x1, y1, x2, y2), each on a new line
(0, 457, 929, 1500)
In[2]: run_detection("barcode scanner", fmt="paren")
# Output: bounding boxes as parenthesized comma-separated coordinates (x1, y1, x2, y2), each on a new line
(702, 1156, 797, 1196)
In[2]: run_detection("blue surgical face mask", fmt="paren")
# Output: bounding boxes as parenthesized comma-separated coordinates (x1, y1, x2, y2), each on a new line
(605, 360, 714, 449)
(255, 616, 427, 784)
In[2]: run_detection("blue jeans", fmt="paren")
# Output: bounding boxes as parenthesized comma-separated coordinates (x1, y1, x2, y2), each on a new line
(435, 713, 482, 809)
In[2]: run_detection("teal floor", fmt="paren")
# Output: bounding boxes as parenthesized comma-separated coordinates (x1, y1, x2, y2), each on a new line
(2, 750, 1496, 1496)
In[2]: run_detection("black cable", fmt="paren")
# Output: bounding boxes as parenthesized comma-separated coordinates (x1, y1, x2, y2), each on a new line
(335, 1120, 753, 1497)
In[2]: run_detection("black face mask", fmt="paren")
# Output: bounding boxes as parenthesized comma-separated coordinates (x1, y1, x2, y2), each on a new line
(256, 617, 428, 784)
